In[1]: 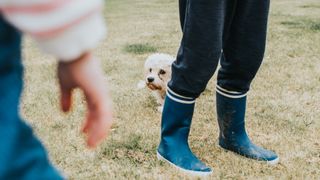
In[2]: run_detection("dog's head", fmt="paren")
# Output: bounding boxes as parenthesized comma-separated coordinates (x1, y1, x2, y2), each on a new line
(144, 53, 174, 91)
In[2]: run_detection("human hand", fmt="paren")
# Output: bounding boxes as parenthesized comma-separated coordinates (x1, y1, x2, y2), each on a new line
(58, 52, 113, 148)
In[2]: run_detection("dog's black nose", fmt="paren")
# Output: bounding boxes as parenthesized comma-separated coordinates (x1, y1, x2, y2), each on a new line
(147, 77, 155, 82)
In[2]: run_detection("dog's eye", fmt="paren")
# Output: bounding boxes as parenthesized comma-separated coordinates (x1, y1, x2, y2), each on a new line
(159, 69, 166, 75)
(149, 68, 152, 72)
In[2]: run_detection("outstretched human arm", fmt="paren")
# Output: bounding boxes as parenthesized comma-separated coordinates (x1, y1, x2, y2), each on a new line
(0, 0, 113, 148)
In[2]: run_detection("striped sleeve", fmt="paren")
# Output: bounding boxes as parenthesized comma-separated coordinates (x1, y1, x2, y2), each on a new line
(0, 0, 107, 62)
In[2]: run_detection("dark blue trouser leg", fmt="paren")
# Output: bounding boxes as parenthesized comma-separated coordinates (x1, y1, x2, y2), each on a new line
(219, 0, 271, 92)
(179, 0, 187, 30)
(0, 16, 63, 179)
(169, 0, 225, 98)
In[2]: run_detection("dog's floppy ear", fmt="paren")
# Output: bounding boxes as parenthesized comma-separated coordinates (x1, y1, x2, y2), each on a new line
(137, 80, 146, 89)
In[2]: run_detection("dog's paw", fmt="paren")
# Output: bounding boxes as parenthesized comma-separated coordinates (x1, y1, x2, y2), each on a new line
(157, 106, 164, 113)
(137, 80, 146, 89)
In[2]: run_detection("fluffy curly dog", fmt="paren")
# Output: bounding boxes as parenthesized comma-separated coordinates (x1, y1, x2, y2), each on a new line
(143, 53, 174, 112)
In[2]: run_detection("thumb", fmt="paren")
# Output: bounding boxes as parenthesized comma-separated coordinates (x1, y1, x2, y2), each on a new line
(60, 87, 73, 112)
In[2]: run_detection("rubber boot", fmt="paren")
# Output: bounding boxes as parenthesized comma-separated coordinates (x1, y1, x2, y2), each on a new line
(216, 85, 279, 165)
(157, 88, 212, 176)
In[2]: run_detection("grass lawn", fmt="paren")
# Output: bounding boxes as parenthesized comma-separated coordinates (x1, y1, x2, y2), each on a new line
(22, 0, 320, 179)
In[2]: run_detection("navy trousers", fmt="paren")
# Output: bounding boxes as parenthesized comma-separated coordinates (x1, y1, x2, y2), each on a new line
(0, 16, 62, 179)
(170, 0, 270, 98)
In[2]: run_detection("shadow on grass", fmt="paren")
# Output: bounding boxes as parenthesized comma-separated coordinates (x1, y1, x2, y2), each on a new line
(124, 43, 157, 54)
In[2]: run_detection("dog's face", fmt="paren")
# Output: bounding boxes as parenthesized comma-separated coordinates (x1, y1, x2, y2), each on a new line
(144, 53, 175, 91)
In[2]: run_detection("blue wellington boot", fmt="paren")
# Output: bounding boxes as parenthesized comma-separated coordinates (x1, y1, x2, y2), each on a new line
(216, 86, 279, 165)
(157, 88, 212, 176)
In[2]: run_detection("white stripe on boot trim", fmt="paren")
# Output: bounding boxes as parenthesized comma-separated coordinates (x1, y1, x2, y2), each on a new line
(167, 92, 196, 104)
(167, 87, 194, 100)
(216, 85, 243, 95)
(216, 87, 247, 99)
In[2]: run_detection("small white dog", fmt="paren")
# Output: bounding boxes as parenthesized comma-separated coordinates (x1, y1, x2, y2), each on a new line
(140, 53, 175, 112)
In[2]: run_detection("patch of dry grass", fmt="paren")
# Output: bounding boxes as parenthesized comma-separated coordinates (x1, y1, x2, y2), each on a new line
(21, 0, 320, 179)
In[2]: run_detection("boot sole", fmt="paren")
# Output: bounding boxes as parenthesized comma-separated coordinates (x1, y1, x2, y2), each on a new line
(218, 145, 280, 165)
(157, 151, 213, 177)
(266, 157, 279, 165)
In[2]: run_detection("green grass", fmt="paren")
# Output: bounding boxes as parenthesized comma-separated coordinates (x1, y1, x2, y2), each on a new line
(22, 0, 320, 179)
(311, 22, 320, 31)
(300, 4, 320, 8)
(281, 18, 320, 32)
(124, 43, 157, 54)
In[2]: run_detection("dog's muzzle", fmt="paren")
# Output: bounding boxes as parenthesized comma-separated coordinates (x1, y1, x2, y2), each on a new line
(146, 82, 162, 91)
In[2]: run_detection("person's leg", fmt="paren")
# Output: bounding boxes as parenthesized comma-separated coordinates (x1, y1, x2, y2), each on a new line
(216, 0, 279, 164)
(158, 0, 226, 175)
(0, 16, 63, 179)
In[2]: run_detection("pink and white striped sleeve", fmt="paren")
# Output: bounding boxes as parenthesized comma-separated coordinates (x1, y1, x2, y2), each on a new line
(0, 0, 106, 62)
